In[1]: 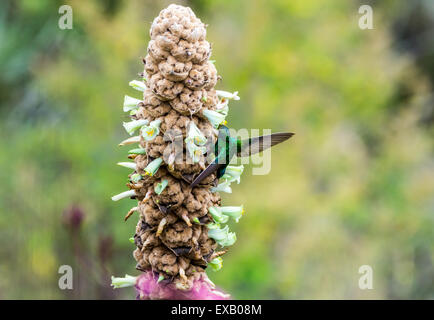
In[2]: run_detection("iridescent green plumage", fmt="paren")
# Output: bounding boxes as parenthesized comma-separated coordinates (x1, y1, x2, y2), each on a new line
(190, 125, 294, 187)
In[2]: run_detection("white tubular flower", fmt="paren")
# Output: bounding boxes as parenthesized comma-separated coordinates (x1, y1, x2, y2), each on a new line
(221, 165, 244, 184)
(111, 274, 137, 288)
(215, 100, 229, 116)
(186, 141, 206, 163)
(129, 80, 147, 92)
(141, 119, 161, 141)
(123, 119, 149, 136)
(208, 257, 223, 272)
(220, 206, 244, 223)
(144, 158, 162, 176)
(123, 95, 142, 112)
(154, 179, 168, 195)
(117, 162, 137, 170)
(216, 90, 240, 101)
(185, 121, 207, 146)
(208, 207, 229, 224)
(111, 190, 136, 201)
(203, 109, 227, 128)
(119, 135, 141, 146)
(211, 181, 232, 193)
(208, 224, 236, 247)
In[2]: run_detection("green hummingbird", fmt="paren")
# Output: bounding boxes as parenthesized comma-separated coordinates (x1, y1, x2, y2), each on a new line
(190, 125, 294, 187)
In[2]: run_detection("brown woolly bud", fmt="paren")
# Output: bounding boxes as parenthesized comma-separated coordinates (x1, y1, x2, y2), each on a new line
(191, 41, 211, 64)
(137, 89, 172, 118)
(169, 87, 206, 116)
(184, 61, 218, 90)
(150, 5, 206, 42)
(185, 187, 221, 216)
(149, 73, 184, 100)
(158, 55, 192, 81)
(202, 89, 219, 111)
(167, 161, 204, 180)
(159, 221, 202, 251)
(170, 39, 195, 62)
(148, 40, 170, 62)
(143, 54, 159, 77)
(144, 135, 168, 159)
(151, 175, 185, 209)
(154, 33, 179, 51)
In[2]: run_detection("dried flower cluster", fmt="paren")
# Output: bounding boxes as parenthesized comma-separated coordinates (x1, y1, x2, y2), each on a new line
(111, 5, 244, 298)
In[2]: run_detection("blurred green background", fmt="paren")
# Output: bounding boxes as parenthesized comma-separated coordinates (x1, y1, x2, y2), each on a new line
(0, 0, 433, 299)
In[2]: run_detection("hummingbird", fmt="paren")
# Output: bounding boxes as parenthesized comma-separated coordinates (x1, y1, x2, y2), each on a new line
(190, 125, 294, 187)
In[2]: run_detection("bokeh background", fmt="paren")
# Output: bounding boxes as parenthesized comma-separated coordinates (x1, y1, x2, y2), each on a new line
(0, 0, 433, 299)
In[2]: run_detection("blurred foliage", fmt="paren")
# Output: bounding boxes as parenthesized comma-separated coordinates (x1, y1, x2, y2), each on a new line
(0, 0, 433, 299)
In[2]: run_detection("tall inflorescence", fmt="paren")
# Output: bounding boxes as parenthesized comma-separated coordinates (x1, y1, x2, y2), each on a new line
(111, 5, 244, 298)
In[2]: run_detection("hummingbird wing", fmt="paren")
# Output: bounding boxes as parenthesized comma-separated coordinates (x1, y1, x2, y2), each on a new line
(237, 132, 294, 157)
(190, 162, 226, 188)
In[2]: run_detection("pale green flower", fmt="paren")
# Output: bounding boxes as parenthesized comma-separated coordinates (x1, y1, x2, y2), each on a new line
(216, 90, 240, 101)
(185, 121, 207, 146)
(111, 274, 137, 288)
(123, 119, 149, 136)
(208, 207, 229, 224)
(211, 181, 232, 193)
(154, 179, 168, 195)
(208, 257, 223, 272)
(129, 80, 147, 92)
(208, 224, 236, 247)
(141, 119, 161, 141)
(203, 109, 227, 128)
(130, 173, 143, 183)
(128, 148, 146, 155)
(186, 140, 206, 163)
(221, 165, 244, 184)
(123, 95, 142, 112)
(144, 158, 162, 176)
(220, 205, 244, 223)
